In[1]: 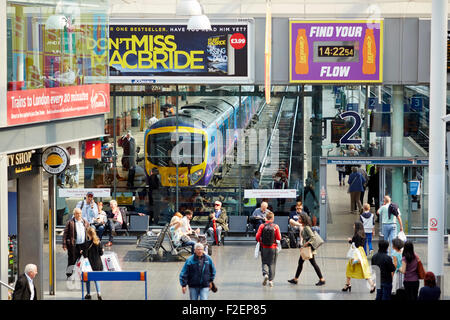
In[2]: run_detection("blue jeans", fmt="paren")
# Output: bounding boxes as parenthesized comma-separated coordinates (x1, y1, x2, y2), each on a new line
(376, 282, 392, 300)
(189, 287, 209, 300)
(86, 281, 101, 295)
(382, 223, 397, 254)
(364, 232, 373, 255)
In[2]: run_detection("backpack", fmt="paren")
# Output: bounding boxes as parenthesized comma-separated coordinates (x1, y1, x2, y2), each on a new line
(388, 203, 399, 219)
(261, 223, 276, 246)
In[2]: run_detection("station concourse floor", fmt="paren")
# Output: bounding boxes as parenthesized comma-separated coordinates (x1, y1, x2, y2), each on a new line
(42, 166, 450, 300)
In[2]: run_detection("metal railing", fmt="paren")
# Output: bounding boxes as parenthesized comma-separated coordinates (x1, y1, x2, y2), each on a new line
(0, 280, 14, 291)
(287, 86, 301, 186)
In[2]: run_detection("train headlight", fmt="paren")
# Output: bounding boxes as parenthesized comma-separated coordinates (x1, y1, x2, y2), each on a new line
(189, 169, 203, 185)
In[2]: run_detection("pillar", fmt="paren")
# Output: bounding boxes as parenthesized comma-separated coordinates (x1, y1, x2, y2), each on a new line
(428, 0, 447, 296)
(391, 85, 404, 227)
(0, 155, 8, 300)
(17, 171, 43, 299)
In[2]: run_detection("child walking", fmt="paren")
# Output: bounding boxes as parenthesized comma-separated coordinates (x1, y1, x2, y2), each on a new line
(360, 203, 375, 257)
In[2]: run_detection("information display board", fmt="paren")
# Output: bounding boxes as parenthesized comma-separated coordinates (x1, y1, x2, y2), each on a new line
(289, 20, 383, 83)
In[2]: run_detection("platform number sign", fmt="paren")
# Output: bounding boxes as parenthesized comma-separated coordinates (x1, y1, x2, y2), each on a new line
(338, 111, 362, 145)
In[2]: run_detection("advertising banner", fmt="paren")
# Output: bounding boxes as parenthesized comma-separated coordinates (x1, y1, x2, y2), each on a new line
(109, 21, 254, 84)
(7, 83, 110, 126)
(290, 20, 383, 83)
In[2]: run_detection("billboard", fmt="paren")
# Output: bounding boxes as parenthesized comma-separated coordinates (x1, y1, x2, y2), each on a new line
(108, 20, 254, 84)
(7, 83, 109, 126)
(290, 20, 383, 83)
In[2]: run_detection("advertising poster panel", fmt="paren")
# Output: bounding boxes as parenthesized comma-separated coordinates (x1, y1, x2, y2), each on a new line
(109, 20, 254, 84)
(290, 20, 383, 83)
(7, 83, 109, 126)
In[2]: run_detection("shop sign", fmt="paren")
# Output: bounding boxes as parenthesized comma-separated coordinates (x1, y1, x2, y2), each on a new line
(7, 83, 110, 126)
(244, 189, 297, 199)
(108, 20, 254, 84)
(289, 20, 383, 83)
(42, 146, 70, 175)
(7, 150, 39, 179)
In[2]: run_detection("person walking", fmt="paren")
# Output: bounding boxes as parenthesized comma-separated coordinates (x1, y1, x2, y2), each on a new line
(399, 241, 422, 300)
(418, 272, 441, 300)
(12, 264, 38, 300)
(255, 212, 281, 287)
(62, 208, 89, 278)
(359, 203, 375, 256)
(371, 240, 396, 300)
(81, 227, 104, 300)
(148, 167, 162, 224)
(342, 221, 376, 293)
(377, 195, 404, 255)
(348, 167, 366, 213)
(287, 213, 325, 286)
(179, 243, 216, 300)
(336, 165, 346, 186)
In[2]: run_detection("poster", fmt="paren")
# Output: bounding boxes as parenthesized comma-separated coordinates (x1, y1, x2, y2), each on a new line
(109, 21, 253, 84)
(7, 83, 110, 126)
(290, 20, 383, 83)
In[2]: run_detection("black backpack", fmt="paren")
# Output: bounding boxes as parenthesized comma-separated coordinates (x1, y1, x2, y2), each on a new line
(261, 223, 275, 246)
(388, 203, 399, 219)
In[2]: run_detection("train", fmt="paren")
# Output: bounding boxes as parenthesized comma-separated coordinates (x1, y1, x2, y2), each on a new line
(144, 88, 263, 187)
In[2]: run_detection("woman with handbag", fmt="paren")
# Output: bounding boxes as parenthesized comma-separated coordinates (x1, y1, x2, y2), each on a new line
(342, 221, 376, 293)
(81, 227, 104, 300)
(399, 241, 424, 300)
(287, 213, 325, 286)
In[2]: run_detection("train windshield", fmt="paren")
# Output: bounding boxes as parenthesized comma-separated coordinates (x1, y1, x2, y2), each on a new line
(147, 132, 205, 167)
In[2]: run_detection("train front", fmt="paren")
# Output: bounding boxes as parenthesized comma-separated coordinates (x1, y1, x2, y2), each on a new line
(145, 119, 208, 187)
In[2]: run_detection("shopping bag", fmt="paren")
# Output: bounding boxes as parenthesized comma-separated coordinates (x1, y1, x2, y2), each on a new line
(74, 256, 92, 280)
(276, 240, 282, 253)
(392, 271, 404, 294)
(254, 242, 260, 259)
(346, 242, 360, 264)
(397, 231, 407, 242)
(300, 246, 313, 260)
(101, 251, 122, 271)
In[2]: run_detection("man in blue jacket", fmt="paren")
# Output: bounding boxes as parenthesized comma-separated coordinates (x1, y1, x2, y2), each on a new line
(348, 166, 366, 213)
(180, 243, 216, 300)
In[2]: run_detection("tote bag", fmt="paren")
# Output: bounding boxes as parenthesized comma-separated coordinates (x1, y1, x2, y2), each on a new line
(300, 246, 313, 260)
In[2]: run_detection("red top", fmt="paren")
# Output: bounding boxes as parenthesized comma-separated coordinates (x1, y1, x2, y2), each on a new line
(256, 221, 281, 249)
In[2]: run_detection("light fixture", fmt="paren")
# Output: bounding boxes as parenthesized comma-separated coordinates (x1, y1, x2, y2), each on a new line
(176, 0, 202, 16)
(45, 15, 68, 29)
(187, 14, 212, 31)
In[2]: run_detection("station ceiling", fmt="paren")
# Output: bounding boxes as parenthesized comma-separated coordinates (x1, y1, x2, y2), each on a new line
(109, 0, 447, 18)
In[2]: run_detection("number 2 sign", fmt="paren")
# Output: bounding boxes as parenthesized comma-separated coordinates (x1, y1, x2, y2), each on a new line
(339, 111, 362, 145)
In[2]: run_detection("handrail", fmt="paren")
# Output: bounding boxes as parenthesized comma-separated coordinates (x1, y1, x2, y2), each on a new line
(259, 86, 289, 174)
(287, 86, 300, 187)
(0, 280, 14, 291)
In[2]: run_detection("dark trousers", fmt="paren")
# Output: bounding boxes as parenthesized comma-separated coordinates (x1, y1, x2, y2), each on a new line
(376, 282, 393, 300)
(261, 247, 277, 281)
(294, 255, 323, 279)
(66, 243, 83, 277)
(403, 280, 419, 300)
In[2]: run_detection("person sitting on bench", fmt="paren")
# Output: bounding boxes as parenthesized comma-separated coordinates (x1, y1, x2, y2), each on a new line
(206, 201, 228, 246)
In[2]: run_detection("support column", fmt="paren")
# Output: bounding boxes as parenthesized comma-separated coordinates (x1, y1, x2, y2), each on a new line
(0, 155, 9, 300)
(17, 171, 43, 300)
(428, 0, 447, 297)
(391, 85, 404, 228)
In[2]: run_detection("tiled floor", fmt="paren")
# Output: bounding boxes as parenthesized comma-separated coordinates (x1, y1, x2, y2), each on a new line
(42, 165, 449, 300)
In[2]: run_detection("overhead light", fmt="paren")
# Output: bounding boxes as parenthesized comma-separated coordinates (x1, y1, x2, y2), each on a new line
(187, 14, 212, 31)
(45, 15, 68, 29)
(176, 0, 202, 16)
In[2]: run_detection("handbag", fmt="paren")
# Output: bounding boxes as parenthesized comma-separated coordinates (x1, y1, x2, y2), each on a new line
(397, 231, 407, 242)
(300, 246, 313, 260)
(417, 258, 426, 280)
(310, 231, 324, 250)
(392, 271, 404, 294)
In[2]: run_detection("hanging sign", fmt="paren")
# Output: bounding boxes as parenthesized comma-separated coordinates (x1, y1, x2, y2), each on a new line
(289, 20, 383, 83)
